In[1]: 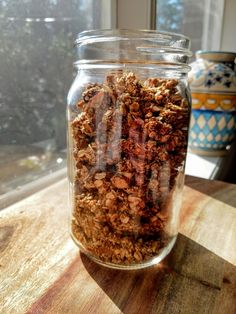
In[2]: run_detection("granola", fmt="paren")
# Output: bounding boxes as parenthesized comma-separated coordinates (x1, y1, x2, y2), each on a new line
(70, 71, 190, 265)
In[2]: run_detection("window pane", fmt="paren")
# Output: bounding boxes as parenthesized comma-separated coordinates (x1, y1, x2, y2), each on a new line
(156, 0, 184, 34)
(156, 0, 224, 53)
(0, 0, 106, 196)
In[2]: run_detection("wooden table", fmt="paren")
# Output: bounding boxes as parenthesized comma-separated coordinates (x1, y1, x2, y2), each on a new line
(1, 176, 236, 314)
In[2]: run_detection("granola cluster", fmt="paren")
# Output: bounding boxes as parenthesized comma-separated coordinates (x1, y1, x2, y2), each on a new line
(71, 71, 189, 265)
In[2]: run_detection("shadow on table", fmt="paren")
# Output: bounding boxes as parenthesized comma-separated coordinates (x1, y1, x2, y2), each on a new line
(185, 176, 236, 208)
(81, 233, 235, 314)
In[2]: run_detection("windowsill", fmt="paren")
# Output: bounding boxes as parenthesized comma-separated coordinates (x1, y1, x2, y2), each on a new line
(185, 151, 222, 180)
(0, 167, 67, 210)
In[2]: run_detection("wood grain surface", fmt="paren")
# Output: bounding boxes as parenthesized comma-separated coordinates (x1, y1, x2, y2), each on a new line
(0, 176, 236, 314)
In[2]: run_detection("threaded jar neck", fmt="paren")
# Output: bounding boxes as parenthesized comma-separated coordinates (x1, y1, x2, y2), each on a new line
(75, 29, 192, 73)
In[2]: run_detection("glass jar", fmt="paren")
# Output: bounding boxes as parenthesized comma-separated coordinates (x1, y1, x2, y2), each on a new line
(67, 30, 191, 269)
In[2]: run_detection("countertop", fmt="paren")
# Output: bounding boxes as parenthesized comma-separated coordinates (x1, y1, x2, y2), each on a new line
(1, 176, 236, 314)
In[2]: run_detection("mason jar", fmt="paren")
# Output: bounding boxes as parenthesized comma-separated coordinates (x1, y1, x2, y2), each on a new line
(67, 29, 191, 269)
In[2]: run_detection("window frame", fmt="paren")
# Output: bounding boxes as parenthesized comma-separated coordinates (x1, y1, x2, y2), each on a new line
(116, 0, 232, 52)
(115, 0, 156, 30)
(201, 0, 225, 51)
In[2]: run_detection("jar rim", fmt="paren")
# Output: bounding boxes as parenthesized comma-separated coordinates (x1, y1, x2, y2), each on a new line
(75, 29, 192, 71)
(76, 29, 191, 46)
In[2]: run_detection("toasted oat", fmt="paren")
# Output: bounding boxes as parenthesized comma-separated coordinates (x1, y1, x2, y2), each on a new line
(111, 175, 129, 189)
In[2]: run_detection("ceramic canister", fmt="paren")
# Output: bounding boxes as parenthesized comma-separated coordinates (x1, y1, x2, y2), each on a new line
(188, 51, 236, 156)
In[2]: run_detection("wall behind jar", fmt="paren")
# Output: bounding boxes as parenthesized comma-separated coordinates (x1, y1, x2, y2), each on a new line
(221, 0, 236, 51)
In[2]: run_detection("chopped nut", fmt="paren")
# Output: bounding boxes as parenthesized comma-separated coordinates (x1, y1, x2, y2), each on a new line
(120, 215, 130, 224)
(128, 195, 142, 204)
(111, 176, 129, 189)
(121, 172, 132, 179)
(130, 102, 140, 111)
(94, 172, 106, 180)
(134, 251, 143, 261)
(105, 199, 115, 207)
(94, 180, 103, 188)
(148, 179, 159, 191)
(106, 191, 116, 200)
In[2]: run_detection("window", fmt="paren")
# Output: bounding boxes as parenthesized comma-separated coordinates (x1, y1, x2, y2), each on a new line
(1, 0, 234, 205)
(117, 0, 227, 53)
(0, 0, 112, 202)
(156, 0, 225, 53)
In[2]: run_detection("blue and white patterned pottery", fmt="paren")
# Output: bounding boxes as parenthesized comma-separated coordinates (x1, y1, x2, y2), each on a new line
(188, 51, 236, 155)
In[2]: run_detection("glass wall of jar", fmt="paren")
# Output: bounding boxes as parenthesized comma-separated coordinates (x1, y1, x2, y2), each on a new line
(67, 30, 192, 269)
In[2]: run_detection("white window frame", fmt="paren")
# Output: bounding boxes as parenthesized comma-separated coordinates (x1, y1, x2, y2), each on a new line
(113, 0, 156, 30)
(115, 0, 235, 52)
(100, 0, 117, 28)
(202, 0, 225, 50)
